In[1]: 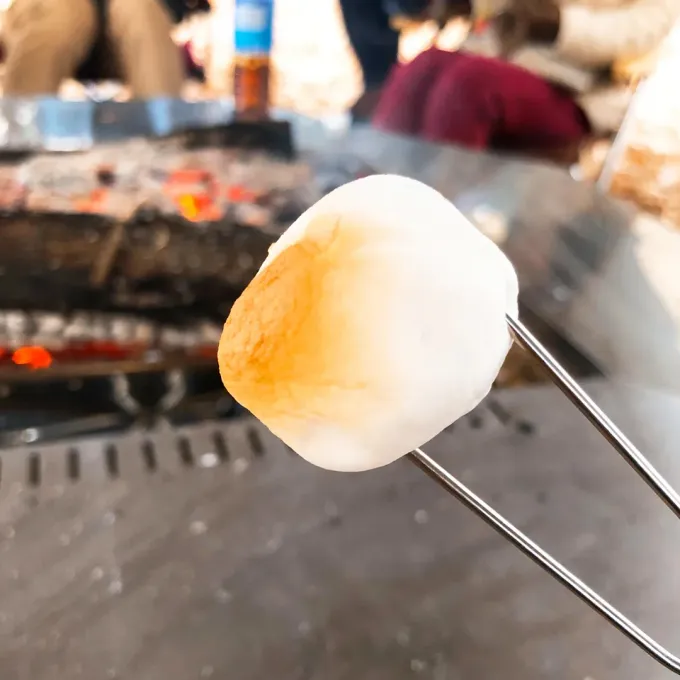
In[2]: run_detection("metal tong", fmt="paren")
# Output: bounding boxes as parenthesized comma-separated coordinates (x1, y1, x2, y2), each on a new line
(409, 315, 680, 674)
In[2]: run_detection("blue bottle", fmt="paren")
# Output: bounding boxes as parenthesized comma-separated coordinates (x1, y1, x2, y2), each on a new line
(233, 0, 274, 117)
(234, 0, 274, 56)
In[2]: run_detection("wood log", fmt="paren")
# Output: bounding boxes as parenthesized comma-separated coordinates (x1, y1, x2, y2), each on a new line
(0, 209, 276, 320)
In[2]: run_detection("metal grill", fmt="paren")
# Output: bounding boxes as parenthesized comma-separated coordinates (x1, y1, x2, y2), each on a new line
(2, 379, 680, 680)
(0, 396, 530, 495)
(0, 417, 269, 497)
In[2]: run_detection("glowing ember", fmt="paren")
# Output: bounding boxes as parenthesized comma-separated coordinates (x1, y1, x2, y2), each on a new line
(175, 193, 221, 222)
(12, 346, 53, 370)
(224, 185, 258, 203)
(177, 194, 201, 221)
(168, 168, 212, 184)
(74, 188, 109, 214)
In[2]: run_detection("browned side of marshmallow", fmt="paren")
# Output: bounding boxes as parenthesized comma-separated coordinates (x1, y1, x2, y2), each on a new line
(218, 213, 392, 436)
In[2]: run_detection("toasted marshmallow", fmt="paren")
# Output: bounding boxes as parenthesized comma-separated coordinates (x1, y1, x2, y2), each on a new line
(218, 175, 518, 472)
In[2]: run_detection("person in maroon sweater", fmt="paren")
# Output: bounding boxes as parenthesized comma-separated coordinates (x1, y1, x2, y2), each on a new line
(370, 0, 679, 160)
(339, 0, 462, 122)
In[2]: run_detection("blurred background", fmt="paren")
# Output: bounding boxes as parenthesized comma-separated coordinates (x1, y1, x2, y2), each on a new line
(0, 0, 471, 113)
(0, 1, 678, 679)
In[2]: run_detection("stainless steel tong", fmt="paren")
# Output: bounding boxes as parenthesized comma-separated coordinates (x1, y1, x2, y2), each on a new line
(409, 315, 680, 674)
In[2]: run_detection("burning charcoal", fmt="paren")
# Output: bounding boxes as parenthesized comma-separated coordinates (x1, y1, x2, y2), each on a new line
(132, 321, 156, 345)
(35, 313, 65, 334)
(271, 195, 308, 225)
(6, 311, 30, 338)
(254, 189, 275, 207)
(34, 313, 66, 345)
(160, 327, 187, 349)
(232, 203, 273, 230)
(64, 314, 95, 342)
(198, 322, 221, 346)
(89, 315, 110, 341)
(133, 205, 163, 223)
(96, 165, 117, 187)
(111, 317, 137, 344)
(0, 315, 8, 335)
(0, 179, 27, 211)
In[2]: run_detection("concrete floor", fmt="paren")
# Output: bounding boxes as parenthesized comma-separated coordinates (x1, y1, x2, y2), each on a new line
(3, 382, 680, 680)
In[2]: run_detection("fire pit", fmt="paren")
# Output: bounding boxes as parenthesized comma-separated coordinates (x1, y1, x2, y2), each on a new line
(0, 115, 609, 452)
(0, 119, 326, 444)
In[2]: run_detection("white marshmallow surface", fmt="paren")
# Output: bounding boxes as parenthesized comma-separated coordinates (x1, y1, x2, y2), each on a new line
(218, 175, 519, 472)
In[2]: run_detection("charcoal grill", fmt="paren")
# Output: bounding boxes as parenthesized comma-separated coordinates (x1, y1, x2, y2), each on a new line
(0, 307, 236, 448)
(0, 109, 321, 446)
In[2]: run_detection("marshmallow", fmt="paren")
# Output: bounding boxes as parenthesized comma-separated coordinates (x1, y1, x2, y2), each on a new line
(218, 175, 519, 472)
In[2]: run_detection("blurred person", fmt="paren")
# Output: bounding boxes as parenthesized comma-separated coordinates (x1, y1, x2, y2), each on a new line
(338, 0, 470, 121)
(338, 0, 401, 122)
(372, 0, 680, 160)
(2, 0, 210, 97)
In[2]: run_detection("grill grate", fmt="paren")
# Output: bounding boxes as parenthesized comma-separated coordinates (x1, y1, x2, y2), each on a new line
(0, 398, 535, 494)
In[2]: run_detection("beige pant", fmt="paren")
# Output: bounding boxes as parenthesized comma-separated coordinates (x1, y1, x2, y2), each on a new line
(3, 0, 184, 97)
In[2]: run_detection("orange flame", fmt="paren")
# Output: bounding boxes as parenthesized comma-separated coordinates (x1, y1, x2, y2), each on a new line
(12, 346, 53, 370)
(175, 193, 221, 222)
(177, 194, 201, 221)
(224, 185, 258, 203)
